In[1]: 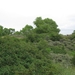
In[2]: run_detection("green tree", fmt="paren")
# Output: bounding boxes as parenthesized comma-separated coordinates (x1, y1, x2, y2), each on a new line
(33, 17, 60, 41)
(3, 28, 10, 35)
(21, 25, 33, 35)
(0, 25, 3, 36)
(0, 26, 15, 36)
(14, 31, 21, 35)
(34, 17, 60, 33)
(9, 28, 15, 34)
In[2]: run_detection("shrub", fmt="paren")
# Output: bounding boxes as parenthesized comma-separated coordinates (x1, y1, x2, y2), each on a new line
(71, 55, 75, 66)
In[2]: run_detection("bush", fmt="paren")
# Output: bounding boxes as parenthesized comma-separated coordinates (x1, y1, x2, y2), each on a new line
(51, 46, 66, 54)
(71, 55, 75, 66)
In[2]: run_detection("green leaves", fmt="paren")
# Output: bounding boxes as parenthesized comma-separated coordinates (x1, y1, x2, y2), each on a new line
(0, 36, 57, 75)
(0, 25, 15, 36)
(71, 55, 75, 66)
(34, 17, 60, 34)
(33, 17, 60, 41)
(0, 25, 3, 36)
(1, 17, 75, 75)
(21, 25, 33, 35)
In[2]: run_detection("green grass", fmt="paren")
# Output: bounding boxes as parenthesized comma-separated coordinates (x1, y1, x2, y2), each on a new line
(56, 66, 75, 75)
(53, 63, 75, 75)
(61, 67, 75, 75)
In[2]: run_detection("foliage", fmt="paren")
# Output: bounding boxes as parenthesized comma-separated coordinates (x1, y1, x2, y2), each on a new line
(0, 25, 3, 36)
(51, 46, 66, 54)
(0, 25, 15, 36)
(71, 54, 75, 66)
(20, 25, 33, 35)
(33, 17, 60, 41)
(0, 17, 75, 75)
(0, 36, 57, 75)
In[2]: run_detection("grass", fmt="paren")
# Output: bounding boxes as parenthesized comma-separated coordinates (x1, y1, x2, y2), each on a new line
(61, 67, 75, 75)
(53, 63, 75, 75)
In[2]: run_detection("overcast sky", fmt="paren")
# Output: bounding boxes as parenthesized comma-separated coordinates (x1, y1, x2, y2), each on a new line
(0, 0, 75, 34)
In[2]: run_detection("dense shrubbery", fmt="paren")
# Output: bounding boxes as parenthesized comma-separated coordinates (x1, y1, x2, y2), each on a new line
(0, 17, 75, 75)
(71, 55, 75, 66)
(0, 36, 58, 75)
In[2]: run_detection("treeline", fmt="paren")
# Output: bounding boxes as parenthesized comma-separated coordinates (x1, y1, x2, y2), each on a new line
(0, 26, 15, 36)
(0, 17, 75, 75)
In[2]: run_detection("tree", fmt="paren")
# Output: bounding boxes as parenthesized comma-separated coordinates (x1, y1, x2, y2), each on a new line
(3, 28, 10, 35)
(34, 17, 60, 33)
(0, 25, 3, 36)
(14, 31, 20, 34)
(21, 25, 33, 35)
(33, 17, 60, 41)
(34, 17, 44, 27)
(9, 28, 15, 34)
(0, 25, 15, 36)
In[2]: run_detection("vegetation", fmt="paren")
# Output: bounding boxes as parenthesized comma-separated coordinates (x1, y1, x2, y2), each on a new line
(0, 17, 75, 75)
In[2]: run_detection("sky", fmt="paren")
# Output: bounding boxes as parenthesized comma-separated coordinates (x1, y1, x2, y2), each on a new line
(0, 0, 75, 35)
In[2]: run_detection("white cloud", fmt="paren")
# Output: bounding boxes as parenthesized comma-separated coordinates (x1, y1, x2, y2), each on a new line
(0, 0, 75, 34)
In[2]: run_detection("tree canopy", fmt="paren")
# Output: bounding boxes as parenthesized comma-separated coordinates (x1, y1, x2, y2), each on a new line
(33, 17, 60, 41)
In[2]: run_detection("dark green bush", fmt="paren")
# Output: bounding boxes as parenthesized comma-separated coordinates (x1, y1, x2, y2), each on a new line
(71, 55, 75, 66)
